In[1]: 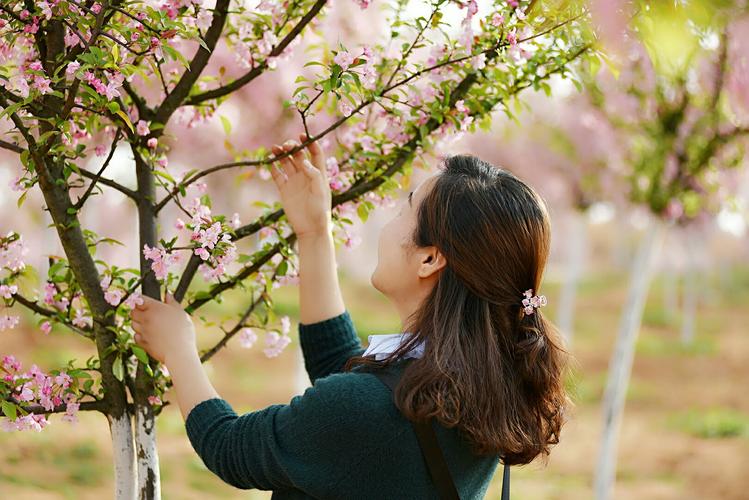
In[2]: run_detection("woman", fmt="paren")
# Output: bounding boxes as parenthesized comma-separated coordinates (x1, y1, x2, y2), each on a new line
(130, 133, 572, 499)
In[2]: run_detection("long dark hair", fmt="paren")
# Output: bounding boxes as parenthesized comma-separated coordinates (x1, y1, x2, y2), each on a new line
(342, 154, 573, 466)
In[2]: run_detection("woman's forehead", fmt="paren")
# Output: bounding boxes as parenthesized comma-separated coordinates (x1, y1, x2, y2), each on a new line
(413, 174, 438, 202)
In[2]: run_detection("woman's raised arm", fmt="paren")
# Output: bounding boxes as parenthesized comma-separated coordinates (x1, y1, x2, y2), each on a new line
(270, 134, 345, 324)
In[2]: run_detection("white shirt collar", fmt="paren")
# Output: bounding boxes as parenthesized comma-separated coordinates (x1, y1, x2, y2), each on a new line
(362, 333, 425, 361)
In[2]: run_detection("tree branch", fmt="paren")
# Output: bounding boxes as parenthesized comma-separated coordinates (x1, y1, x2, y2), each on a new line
(184, 0, 328, 106)
(152, 0, 231, 124)
(74, 129, 123, 209)
(11, 293, 94, 340)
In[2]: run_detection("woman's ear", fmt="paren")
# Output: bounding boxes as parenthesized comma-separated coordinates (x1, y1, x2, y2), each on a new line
(417, 246, 447, 279)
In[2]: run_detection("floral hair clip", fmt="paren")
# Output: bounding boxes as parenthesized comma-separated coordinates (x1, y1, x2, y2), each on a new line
(521, 289, 547, 316)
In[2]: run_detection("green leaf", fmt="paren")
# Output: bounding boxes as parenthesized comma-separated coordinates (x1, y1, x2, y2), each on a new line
(68, 369, 92, 379)
(112, 355, 124, 382)
(1, 400, 17, 420)
(17, 190, 28, 208)
(131, 345, 149, 364)
(115, 110, 134, 133)
(357, 202, 370, 223)
(220, 115, 232, 136)
(277, 260, 288, 276)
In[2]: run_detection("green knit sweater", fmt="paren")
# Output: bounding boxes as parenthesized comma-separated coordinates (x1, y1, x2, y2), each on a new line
(185, 310, 501, 499)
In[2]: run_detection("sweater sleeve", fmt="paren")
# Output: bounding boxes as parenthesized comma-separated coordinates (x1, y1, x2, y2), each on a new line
(298, 309, 365, 384)
(183, 374, 371, 495)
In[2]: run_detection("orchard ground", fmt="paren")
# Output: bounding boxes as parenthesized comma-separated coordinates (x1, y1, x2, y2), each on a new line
(1, 232, 748, 499)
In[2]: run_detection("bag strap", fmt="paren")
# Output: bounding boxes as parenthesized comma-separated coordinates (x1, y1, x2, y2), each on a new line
(372, 366, 460, 499)
(368, 360, 510, 500)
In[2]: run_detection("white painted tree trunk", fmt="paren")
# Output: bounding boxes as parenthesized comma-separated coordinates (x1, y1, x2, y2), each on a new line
(135, 406, 162, 499)
(110, 411, 137, 500)
(594, 217, 667, 500)
(556, 209, 588, 348)
(680, 230, 699, 346)
(662, 266, 679, 321)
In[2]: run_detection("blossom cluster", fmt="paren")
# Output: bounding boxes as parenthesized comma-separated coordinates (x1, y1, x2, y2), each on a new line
(1, 355, 81, 432)
(236, 315, 292, 358)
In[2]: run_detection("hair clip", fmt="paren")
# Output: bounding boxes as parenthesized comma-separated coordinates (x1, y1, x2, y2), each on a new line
(522, 289, 547, 316)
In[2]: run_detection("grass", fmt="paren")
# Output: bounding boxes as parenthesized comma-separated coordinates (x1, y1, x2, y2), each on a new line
(666, 408, 749, 439)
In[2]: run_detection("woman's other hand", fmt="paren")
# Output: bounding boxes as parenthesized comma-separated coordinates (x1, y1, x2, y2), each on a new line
(130, 291, 198, 366)
(270, 133, 332, 239)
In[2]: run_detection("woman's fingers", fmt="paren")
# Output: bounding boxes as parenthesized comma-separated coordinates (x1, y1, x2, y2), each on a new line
(270, 145, 288, 185)
(299, 133, 327, 182)
(272, 144, 296, 179)
(283, 140, 306, 172)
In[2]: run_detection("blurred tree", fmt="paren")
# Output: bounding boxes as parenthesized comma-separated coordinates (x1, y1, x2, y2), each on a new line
(0, 0, 594, 497)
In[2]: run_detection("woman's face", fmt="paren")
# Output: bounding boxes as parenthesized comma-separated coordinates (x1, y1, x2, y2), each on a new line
(371, 174, 446, 327)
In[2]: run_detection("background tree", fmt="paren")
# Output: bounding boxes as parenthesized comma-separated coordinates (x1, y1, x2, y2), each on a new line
(577, 1, 749, 499)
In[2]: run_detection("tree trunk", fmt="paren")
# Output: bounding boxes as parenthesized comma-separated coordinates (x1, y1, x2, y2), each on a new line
(135, 405, 161, 500)
(594, 216, 668, 500)
(662, 265, 679, 321)
(110, 410, 137, 500)
(132, 143, 165, 499)
(680, 230, 699, 346)
(555, 209, 588, 348)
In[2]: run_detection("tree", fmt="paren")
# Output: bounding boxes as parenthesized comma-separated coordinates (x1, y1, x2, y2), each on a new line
(578, 1, 749, 499)
(0, 0, 593, 498)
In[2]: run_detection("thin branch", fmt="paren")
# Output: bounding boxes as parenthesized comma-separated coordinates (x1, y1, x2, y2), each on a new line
(0, 139, 24, 153)
(4, 396, 109, 415)
(183, 0, 328, 106)
(74, 129, 123, 209)
(182, 238, 291, 313)
(11, 293, 94, 340)
(75, 166, 139, 199)
(152, 0, 231, 124)
(153, 35, 518, 212)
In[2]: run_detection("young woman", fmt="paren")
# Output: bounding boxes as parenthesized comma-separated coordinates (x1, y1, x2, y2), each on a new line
(130, 134, 572, 499)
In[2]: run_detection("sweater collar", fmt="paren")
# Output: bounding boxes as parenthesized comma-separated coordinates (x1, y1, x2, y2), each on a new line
(362, 333, 425, 361)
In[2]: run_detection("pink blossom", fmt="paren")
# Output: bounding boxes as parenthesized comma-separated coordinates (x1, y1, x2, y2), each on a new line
(0, 284, 18, 299)
(136, 120, 150, 136)
(9, 176, 24, 192)
(263, 330, 292, 358)
(147, 395, 162, 405)
(72, 308, 92, 328)
(147, 137, 158, 149)
(32, 75, 52, 94)
(238, 327, 257, 348)
(280, 316, 291, 335)
(353, 0, 371, 9)
(334, 50, 354, 70)
(104, 289, 124, 306)
(142, 244, 179, 280)
(123, 291, 144, 309)
(40, 321, 52, 335)
(230, 213, 241, 229)
(0, 315, 20, 331)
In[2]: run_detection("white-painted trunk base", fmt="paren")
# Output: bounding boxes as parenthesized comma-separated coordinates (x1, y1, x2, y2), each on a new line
(110, 411, 137, 500)
(135, 405, 161, 500)
(594, 217, 667, 500)
(556, 210, 588, 348)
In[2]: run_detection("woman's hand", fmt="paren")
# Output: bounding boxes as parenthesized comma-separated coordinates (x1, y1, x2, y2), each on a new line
(270, 133, 332, 239)
(130, 291, 197, 366)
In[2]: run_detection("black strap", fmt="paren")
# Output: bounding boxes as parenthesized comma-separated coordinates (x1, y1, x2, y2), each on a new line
(368, 360, 510, 500)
